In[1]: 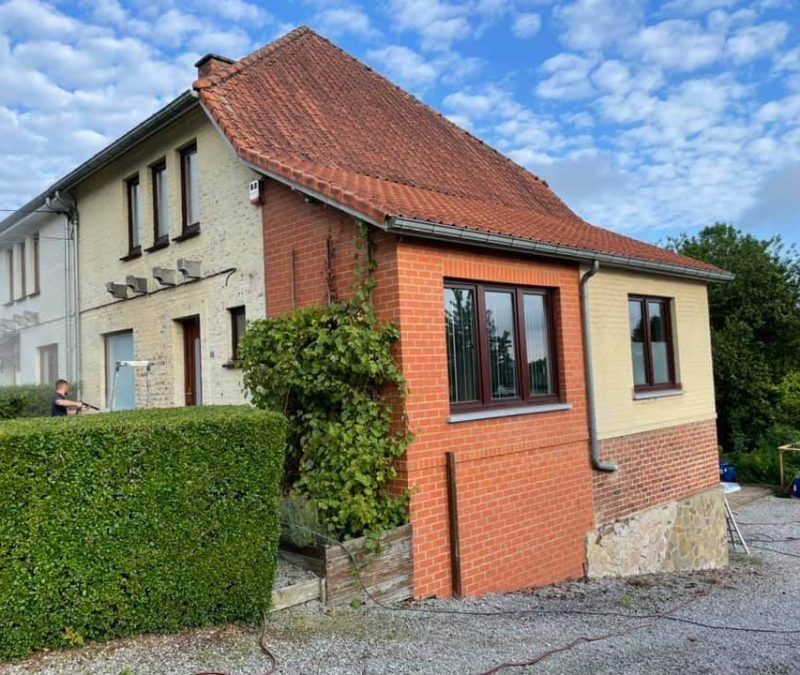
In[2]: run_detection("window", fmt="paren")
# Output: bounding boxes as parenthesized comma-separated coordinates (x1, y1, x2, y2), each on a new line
(180, 142, 200, 236)
(151, 160, 169, 246)
(628, 296, 677, 391)
(3, 248, 12, 304)
(444, 281, 558, 410)
(126, 174, 142, 256)
(229, 306, 246, 363)
(31, 235, 40, 295)
(38, 343, 58, 385)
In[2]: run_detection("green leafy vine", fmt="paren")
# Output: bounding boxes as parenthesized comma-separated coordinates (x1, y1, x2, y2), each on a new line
(239, 221, 410, 543)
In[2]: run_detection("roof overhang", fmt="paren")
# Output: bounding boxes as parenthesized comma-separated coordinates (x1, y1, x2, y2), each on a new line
(386, 217, 734, 282)
(0, 90, 200, 236)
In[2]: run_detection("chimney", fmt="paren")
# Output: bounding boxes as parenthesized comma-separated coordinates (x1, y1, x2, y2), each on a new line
(195, 53, 235, 79)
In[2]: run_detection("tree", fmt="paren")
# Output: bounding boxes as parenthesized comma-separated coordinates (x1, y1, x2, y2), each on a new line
(669, 224, 800, 451)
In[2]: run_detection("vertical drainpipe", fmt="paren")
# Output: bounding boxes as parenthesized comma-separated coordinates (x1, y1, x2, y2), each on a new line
(47, 191, 81, 397)
(580, 261, 618, 473)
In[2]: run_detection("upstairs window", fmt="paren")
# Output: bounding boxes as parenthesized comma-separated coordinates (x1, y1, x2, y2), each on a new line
(151, 160, 169, 246)
(444, 281, 558, 410)
(629, 296, 677, 391)
(180, 142, 200, 235)
(3, 248, 12, 304)
(126, 174, 142, 257)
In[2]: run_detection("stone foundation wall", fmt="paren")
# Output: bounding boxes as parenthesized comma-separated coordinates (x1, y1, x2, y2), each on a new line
(586, 486, 728, 578)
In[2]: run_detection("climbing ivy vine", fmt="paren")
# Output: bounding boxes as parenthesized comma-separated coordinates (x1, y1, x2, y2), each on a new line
(239, 221, 410, 542)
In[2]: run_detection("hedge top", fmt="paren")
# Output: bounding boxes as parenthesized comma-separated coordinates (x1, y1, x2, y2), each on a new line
(0, 404, 282, 438)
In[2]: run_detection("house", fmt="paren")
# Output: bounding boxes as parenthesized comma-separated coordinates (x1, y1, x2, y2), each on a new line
(0, 26, 731, 598)
(1, 86, 266, 409)
(195, 27, 732, 596)
(0, 204, 76, 387)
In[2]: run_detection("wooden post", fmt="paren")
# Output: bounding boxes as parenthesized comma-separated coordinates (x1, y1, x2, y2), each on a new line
(445, 451, 462, 598)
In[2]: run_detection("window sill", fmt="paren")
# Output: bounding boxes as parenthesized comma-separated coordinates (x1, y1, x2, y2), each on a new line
(633, 388, 683, 401)
(172, 224, 200, 242)
(145, 237, 170, 253)
(449, 402, 572, 424)
(119, 248, 142, 262)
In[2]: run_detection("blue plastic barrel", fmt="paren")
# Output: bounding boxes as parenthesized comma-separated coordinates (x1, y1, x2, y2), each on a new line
(719, 461, 735, 482)
(792, 476, 800, 499)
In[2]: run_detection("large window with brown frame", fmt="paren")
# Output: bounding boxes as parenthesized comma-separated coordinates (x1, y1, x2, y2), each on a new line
(444, 281, 558, 411)
(628, 295, 678, 391)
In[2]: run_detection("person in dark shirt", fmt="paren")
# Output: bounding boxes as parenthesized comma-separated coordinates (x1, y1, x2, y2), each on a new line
(50, 379, 87, 416)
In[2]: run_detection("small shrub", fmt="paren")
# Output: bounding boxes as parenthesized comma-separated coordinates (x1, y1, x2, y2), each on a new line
(0, 406, 286, 660)
(280, 495, 323, 548)
(0, 384, 53, 419)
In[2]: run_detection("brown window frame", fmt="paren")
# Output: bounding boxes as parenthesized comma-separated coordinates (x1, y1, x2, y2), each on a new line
(444, 280, 560, 413)
(629, 295, 679, 392)
(176, 141, 200, 241)
(228, 305, 246, 364)
(124, 174, 142, 259)
(149, 159, 169, 251)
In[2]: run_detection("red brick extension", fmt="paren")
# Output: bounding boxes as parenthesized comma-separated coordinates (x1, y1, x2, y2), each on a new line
(263, 181, 719, 598)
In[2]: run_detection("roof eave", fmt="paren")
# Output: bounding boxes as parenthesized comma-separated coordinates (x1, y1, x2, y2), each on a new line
(0, 90, 199, 235)
(388, 217, 735, 283)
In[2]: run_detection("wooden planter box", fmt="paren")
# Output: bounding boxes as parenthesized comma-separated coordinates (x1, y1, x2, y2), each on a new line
(280, 524, 413, 608)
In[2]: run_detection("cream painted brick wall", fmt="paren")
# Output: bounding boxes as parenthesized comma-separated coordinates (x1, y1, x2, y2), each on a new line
(76, 107, 265, 408)
(586, 266, 717, 440)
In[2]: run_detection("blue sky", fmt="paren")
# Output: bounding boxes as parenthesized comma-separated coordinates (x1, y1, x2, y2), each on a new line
(1, 0, 798, 247)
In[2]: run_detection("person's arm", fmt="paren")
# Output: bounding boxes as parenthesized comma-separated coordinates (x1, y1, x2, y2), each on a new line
(54, 397, 86, 409)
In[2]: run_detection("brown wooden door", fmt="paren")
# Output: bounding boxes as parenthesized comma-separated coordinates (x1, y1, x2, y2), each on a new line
(182, 316, 202, 406)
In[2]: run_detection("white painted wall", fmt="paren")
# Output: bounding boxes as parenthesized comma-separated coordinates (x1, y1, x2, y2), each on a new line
(0, 211, 69, 386)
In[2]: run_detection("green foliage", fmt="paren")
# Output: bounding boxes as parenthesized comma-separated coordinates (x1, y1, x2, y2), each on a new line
(724, 424, 800, 484)
(0, 406, 286, 661)
(669, 224, 800, 451)
(0, 384, 53, 419)
(239, 223, 409, 543)
(280, 495, 323, 548)
(776, 371, 800, 426)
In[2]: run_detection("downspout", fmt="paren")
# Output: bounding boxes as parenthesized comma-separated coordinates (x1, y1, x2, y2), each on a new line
(580, 260, 618, 472)
(47, 191, 81, 397)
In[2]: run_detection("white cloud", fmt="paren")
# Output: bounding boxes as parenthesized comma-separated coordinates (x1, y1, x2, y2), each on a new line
(661, 0, 739, 14)
(726, 22, 790, 63)
(386, 0, 472, 50)
(536, 53, 597, 100)
(313, 7, 379, 39)
(628, 20, 724, 71)
(757, 93, 800, 123)
(367, 45, 440, 88)
(512, 13, 541, 38)
(554, 0, 644, 51)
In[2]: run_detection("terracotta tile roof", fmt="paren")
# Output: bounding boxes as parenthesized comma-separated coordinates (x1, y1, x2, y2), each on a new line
(196, 26, 726, 277)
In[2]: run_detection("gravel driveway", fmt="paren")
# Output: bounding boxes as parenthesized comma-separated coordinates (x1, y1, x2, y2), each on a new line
(3, 495, 798, 675)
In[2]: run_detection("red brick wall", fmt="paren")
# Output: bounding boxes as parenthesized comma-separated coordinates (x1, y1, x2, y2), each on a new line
(392, 239, 595, 597)
(592, 419, 720, 525)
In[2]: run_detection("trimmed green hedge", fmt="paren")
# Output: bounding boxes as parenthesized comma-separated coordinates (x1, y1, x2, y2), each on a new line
(0, 384, 53, 419)
(0, 406, 286, 660)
